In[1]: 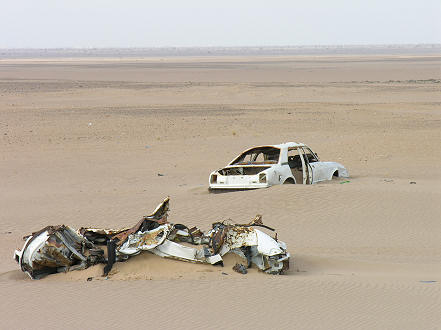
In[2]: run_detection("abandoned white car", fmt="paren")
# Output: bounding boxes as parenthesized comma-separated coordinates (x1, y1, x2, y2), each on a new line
(209, 142, 348, 189)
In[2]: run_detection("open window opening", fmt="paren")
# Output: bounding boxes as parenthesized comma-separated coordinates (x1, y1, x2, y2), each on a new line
(231, 147, 280, 165)
(301, 147, 319, 163)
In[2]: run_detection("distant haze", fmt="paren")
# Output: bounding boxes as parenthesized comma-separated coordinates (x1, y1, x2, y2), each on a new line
(1, 0, 440, 48)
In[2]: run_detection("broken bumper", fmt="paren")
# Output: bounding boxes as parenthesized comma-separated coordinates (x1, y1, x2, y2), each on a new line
(209, 183, 270, 190)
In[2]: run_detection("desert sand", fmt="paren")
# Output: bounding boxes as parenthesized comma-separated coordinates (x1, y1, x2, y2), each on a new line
(0, 50, 440, 329)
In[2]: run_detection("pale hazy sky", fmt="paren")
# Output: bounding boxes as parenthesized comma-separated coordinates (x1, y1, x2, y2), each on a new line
(1, 0, 440, 48)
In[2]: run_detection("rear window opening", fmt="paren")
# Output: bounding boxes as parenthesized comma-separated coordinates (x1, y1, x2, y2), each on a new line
(231, 147, 280, 165)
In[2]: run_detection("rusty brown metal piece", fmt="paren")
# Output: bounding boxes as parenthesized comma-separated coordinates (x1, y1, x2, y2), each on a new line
(210, 224, 227, 253)
(250, 214, 263, 226)
(78, 227, 129, 243)
(81, 197, 170, 246)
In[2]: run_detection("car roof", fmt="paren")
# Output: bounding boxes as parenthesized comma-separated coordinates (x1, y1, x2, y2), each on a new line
(273, 142, 306, 148)
(245, 142, 306, 150)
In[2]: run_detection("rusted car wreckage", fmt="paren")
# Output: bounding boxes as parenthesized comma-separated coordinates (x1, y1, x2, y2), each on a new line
(14, 198, 290, 279)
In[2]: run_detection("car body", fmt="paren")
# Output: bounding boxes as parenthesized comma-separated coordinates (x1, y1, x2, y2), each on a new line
(209, 142, 348, 190)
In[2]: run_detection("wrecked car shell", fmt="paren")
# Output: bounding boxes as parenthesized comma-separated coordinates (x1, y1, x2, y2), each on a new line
(14, 225, 104, 279)
(209, 142, 349, 189)
(14, 198, 290, 279)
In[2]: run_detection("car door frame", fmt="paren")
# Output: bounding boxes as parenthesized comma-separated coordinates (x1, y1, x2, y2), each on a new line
(299, 147, 317, 184)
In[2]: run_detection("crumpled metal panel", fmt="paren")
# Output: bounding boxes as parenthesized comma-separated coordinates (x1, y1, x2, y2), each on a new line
(151, 239, 223, 264)
(118, 224, 172, 255)
(14, 225, 104, 279)
(14, 198, 290, 279)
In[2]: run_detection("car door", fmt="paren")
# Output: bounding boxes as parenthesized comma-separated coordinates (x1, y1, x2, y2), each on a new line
(301, 147, 328, 183)
(297, 148, 311, 184)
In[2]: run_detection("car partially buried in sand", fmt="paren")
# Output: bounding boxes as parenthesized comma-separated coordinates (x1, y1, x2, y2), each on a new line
(209, 142, 348, 190)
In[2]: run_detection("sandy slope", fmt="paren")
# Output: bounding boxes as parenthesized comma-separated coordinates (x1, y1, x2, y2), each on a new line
(0, 53, 440, 329)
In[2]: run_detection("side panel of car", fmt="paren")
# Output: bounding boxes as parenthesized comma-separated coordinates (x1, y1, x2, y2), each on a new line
(309, 162, 332, 183)
(279, 147, 299, 184)
(278, 165, 296, 184)
(320, 162, 348, 180)
(267, 168, 279, 186)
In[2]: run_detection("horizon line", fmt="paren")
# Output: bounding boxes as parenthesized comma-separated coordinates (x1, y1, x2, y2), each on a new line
(1, 43, 441, 50)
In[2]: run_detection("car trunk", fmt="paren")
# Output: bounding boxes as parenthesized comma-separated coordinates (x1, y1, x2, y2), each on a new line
(218, 166, 270, 176)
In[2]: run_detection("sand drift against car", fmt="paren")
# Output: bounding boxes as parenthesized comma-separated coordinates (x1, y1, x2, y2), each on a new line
(209, 142, 349, 189)
(14, 198, 290, 279)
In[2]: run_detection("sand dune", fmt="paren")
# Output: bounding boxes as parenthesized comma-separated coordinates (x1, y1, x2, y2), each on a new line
(0, 52, 440, 329)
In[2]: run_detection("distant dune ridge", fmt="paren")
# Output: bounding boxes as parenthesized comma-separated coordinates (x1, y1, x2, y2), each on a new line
(1, 44, 441, 59)
(0, 51, 440, 329)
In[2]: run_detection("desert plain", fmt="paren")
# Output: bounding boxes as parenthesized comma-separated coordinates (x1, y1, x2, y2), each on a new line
(0, 48, 440, 329)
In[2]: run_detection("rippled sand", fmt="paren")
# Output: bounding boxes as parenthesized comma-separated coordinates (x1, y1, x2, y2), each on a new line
(1, 51, 440, 329)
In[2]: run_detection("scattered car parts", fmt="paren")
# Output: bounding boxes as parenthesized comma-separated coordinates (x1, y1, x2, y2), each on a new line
(14, 198, 290, 279)
(209, 142, 349, 189)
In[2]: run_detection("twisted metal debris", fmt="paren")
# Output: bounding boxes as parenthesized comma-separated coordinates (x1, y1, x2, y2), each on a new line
(14, 197, 290, 279)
